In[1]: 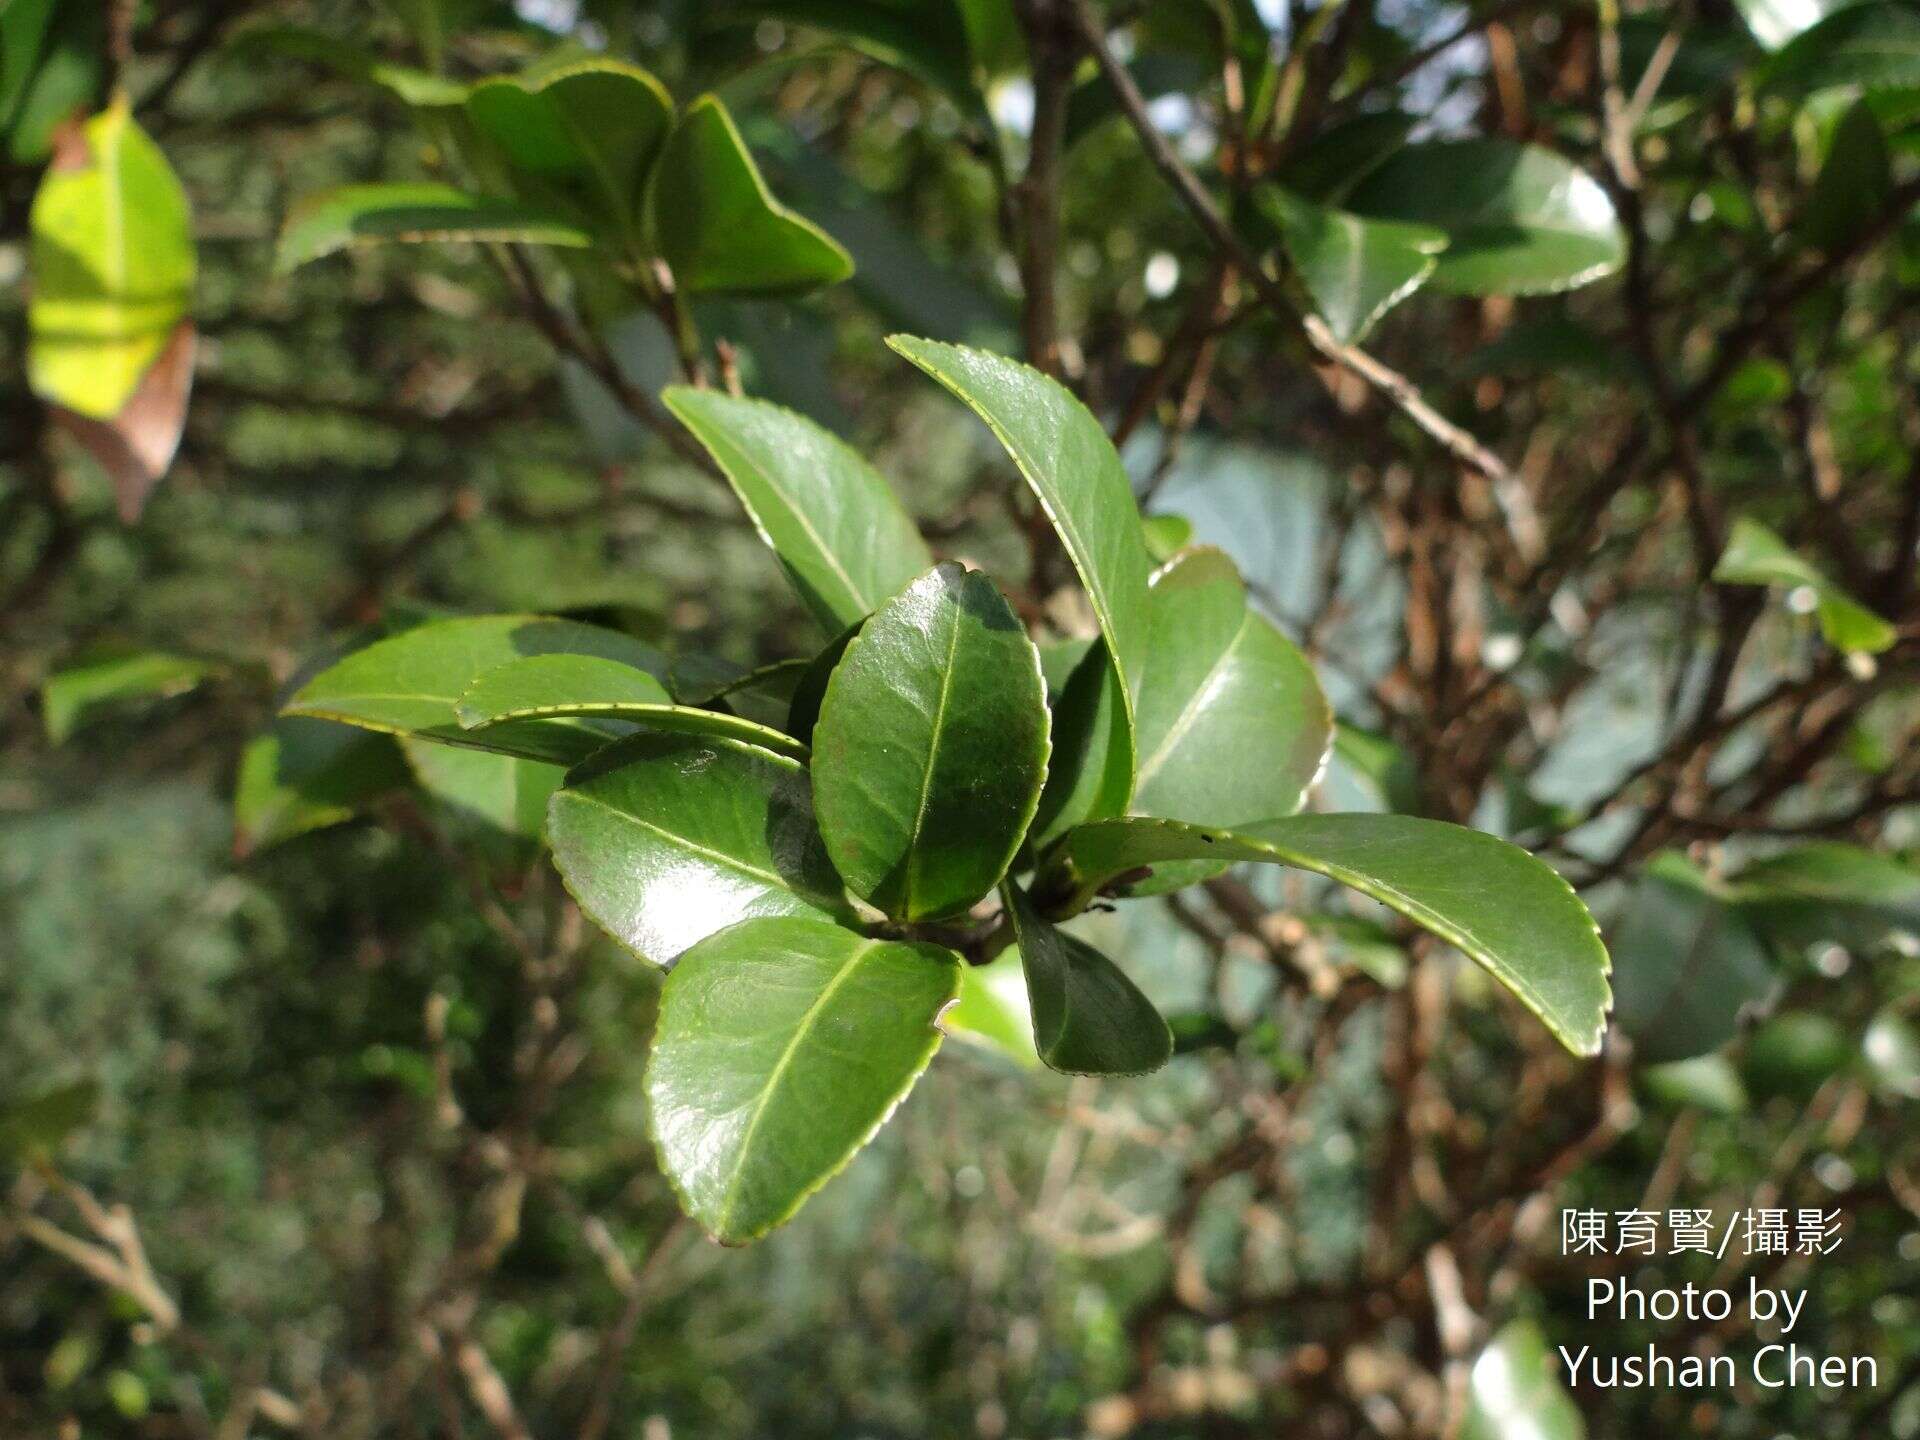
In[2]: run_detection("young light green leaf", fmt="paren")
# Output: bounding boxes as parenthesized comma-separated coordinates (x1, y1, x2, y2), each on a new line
(812, 564, 1050, 921)
(4, 0, 102, 164)
(662, 388, 930, 632)
(1047, 813, 1612, 1056)
(464, 58, 674, 242)
(285, 614, 667, 757)
(1461, 1321, 1586, 1440)
(234, 719, 409, 856)
(0, 0, 59, 137)
(1344, 139, 1625, 296)
(940, 949, 1038, 1068)
(888, 335, 1153, 797)
(1712, 515, 1896, 653)
(644, 95, 853, 295)
(1610, 852, 1776, 1064)
(29, 100, 194, 421)
(1258, 187, 1445, 343)
(42, 645, 215, 743)
(276, 183, 593, 272)
(646, 915, 960, 1244)
(548, 733, 850, 966)
(458, 653, 807, 761)
(1140, 512, 1193, 562)
(1003, 882, 1171, 1076)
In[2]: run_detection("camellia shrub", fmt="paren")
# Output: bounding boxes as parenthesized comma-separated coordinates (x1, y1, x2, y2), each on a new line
(279, 334, 1610, 1244)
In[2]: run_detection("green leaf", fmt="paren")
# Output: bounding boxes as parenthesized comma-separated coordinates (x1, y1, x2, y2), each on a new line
(644, 95, 853, 295)
(785, 620, 861, 745)
(41, 645, 215, 743)
(234, 719, 409, 856)
(747, 1, 987, 122)
(4, 0, 101, 164)
(548, 732, 851, 966)
(1028, 638, 1133, 849)
(940, 949, 1038, 1067)
(812, 563, 1050, 921)
(464, 58, 674, 243)
(1802, 99, 1891, 252)
(276, 183, 593, 273)
(646, 915, 959, 1243)
(1764, 2, 1920, 95)
(1344, 139, 1625, 296)
(1330, 723, 1422, 814)
(285, 613, 667, 760)
(888, 335, 1153, 797)
(402, 741, 561, 838)
(0, 0, 58, 131)
(1744, 1011, 1852, 1099)
(1046, 814, 1611, 1056)
(1461, 1320, 1586, 1440)
(1730, 840, 1920, 953)
(1639, 1054, 1750, 1115)
(1735, 0, 1855, 50)
(1140, 512, 1193, 562)
(1257, 187, 1445, 343)
(671, 653, 810, 730)
(0, 1078, 100, 1161)
(1610, 852, 1775, 1064)
(1712, 515, 1896, 653)
(456, 653, 808, 762)
(28, 101, 195, 421)
(1277, 110, 1417, 204)
(662, 388, 931, 632)
(229, 24, 469, 105)
(1003, 883, 1171, 1076)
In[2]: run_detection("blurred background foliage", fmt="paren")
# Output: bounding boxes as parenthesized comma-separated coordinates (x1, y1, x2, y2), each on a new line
(4, 0, 1920, 1436)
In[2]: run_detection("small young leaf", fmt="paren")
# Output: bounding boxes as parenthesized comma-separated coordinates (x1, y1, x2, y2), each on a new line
(1712, 515, 1896, 653)
(1258, 187, 1445, 343)
(644, 95, 853, 295)
(1344, 139, 1625, 296)
(889, 336, 1153, 797)
(456, 653, 808, 761)
(234, 719, 409, 856)
(42, 645, 215, 743)
(548, 733, 850, 966)
(1047, 814, 1611, 1056)
(276, 183, 593, 272)
(812, 564, 1050, 921)
(647, 915, 959, 1243)
(1003, 883, 1172, 1076)
(662, 388, 930, 632)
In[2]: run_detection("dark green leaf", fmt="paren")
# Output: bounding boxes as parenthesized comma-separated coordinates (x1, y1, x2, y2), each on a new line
(888, 336, 1153, 797)
(1258, 187, 1445, 343)
(1764, 2, 1920, 95)
(646, 915, 959, 1243)
(1730, 841, 1920, 954)
(0, 0, 58, 133)
(1610, 852, 1775, 1064)
(1713, 515, 1896, 653)
(276, 183, 593, 273)
(1047, 814, 1611, 1055)
(229, 24, 468, 105)
(548, 732, 850, 966)
(1029, 638, 1133, 849)
(786, 620, 861, 745)
(670, 654, 810, 730)
(234, 719, 409, 856)
(662, 388, 930, 631)
(1744, 1011, 1852, 1099)
(644, 95, 853, 295)
(0, 1079, 100, 1161)
(1003, 883, 1171, 1075)
(747, 1, 985, 121)
(1278, 110, 1417, 204)
(42, 645, 215, 743)
(1803, 100, 1891, 252)
(457, 654, 807, 761)
(812, 564, 1050, 921)
(1345, 139, 1625, 296)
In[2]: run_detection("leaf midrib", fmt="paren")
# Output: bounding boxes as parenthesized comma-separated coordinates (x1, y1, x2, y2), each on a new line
(561, 788, 792, 891)
(715, 937, 881, 1233)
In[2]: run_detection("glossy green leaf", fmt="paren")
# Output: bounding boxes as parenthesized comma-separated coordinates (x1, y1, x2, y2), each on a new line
(812, 564, 1050, 921)
(456, 653, 808, 761)
(646, 915, 959, 1243)
(786, 621, 862, 745)
(276, 183, 593, 273)
(234, 719, 409, 856)
(1047, 814, 1611, 1056)
(670, 654, 810, 730)
(1029, 639, 1133, 849)
(889, 335, 1153, 797)
(0, 1078, 100, 1161)
(28, 101, 194, 421)
(1461, 1320, 1586, 1440)
(1712, 515, 1896, 653)
(645, 95, 853, 295)
(548, 732, 850, 966)
(1764, 2, 1920, 95)
(285, 614, 667, 761)
(1258, 187, 1445, 343)
(1803, 100, 1891, 252)
(465, 58, 674, 242)
(1345, 140, 1625, 296)
(1610, 852, 1775, 1064)
(1278, 110, 1417, 204)
(1003, 883, 1171, 1076)
(940, 949, 1038, 1067)
(662, 388, 931, 632)
(402, 740, 561, 839)
(1639, 1054, 1750, 1114)
(42, 645, 215, 743)
(1735, 0, 1855, 49)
